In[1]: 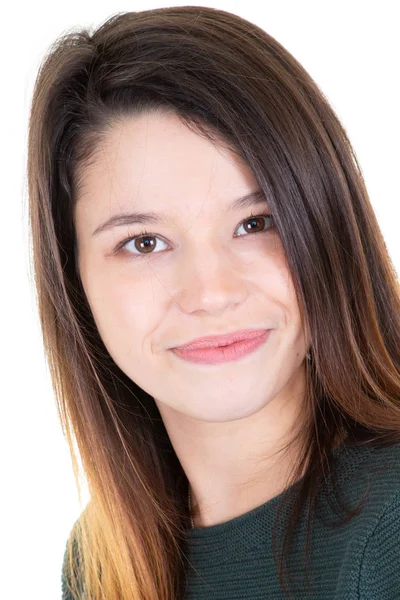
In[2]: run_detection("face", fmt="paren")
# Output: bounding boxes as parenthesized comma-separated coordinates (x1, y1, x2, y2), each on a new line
(74, 111, 309, 424)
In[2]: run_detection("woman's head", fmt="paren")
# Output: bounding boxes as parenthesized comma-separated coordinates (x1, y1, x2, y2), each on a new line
(75, 109, 309, 424)
(27, 6, 400, 599)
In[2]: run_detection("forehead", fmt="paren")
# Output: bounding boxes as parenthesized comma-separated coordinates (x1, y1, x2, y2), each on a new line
(75, 111, 258, 215)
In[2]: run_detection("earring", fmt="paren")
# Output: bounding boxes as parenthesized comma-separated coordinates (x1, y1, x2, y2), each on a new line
(307, 349, 312, 361)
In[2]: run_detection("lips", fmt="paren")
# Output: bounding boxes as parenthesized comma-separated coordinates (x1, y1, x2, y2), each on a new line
(174, 328, 269, 350)
(171, 329, 271, 365)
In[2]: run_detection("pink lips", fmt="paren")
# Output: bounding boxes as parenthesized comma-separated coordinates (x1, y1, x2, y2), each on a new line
(171, 329, 271, 365)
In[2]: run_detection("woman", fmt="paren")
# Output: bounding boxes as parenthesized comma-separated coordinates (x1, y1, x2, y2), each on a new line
(27, 6, 400, 599)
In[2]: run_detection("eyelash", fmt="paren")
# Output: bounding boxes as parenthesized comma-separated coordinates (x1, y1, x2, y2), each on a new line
(113, 212, 274, 257)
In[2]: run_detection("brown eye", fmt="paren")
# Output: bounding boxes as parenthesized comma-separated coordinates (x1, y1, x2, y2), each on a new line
(120, 233, 168, 256)
(235, 214, 273, 237)
(244, 216, 265, 233)
(134, 235, 157, 253)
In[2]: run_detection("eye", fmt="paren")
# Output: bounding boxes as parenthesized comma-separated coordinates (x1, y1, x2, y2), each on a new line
(234, 213, 273, 237)
(118, 229, 168, 256)
(114, 213, 274, 257)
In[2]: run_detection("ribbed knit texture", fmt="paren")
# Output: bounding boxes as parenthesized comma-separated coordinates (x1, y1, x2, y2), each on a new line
(62, 442, 400, 599)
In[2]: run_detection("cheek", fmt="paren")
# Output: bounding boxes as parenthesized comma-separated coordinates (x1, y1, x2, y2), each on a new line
(258, 252, 303, 335)
(253, 245, 294, 302)
(82, 269, 162, 363)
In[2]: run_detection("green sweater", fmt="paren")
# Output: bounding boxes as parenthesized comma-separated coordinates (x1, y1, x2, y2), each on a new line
(62, 441, 400, 598)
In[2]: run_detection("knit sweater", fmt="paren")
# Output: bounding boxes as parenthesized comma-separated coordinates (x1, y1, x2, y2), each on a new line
(61, 441, 400, 599)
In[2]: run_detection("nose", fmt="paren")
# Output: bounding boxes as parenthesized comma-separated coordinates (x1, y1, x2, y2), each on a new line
(174, 245, 248, 315)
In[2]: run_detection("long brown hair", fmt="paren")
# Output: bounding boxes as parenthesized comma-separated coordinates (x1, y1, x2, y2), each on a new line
(27, 6, 400, 599)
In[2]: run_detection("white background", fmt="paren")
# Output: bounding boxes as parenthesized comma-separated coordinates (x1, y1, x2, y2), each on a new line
(1, 1, 399, 598)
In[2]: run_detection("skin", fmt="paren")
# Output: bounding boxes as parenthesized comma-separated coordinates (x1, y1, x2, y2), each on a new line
(74, 110, 310, 528)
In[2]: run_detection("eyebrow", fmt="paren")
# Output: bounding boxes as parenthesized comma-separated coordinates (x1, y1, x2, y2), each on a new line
(91, 189, 267, 237)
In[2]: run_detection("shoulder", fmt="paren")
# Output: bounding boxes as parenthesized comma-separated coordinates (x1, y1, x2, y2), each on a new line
(358, 488, 400, 598)
(314, 442, 400, 598)
(335, 441, 400, 506)
(61, 509, 87, 600)
(339, 443, 400, 598)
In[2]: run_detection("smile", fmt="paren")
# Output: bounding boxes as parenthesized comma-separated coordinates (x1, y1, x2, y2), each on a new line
(170, 330, 271, 365)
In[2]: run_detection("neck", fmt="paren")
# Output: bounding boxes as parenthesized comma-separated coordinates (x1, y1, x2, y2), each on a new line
(187, 430, 346, 528)
(156, 362, 310, 529)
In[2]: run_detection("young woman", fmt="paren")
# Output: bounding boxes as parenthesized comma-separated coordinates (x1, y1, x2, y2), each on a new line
(27, 6, 400, 600)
